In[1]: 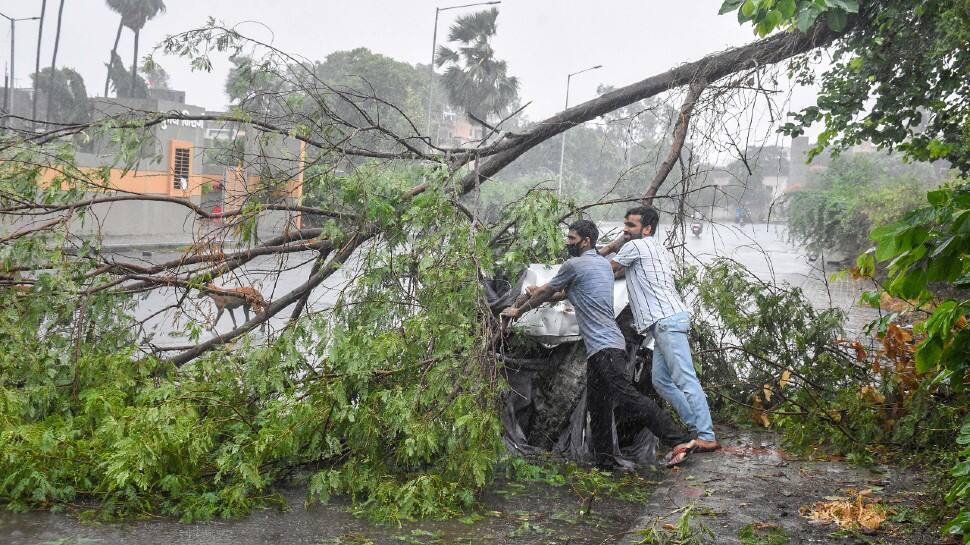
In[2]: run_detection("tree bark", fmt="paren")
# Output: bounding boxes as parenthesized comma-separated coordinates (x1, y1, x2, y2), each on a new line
(104, 19, 123, 97)
(31, 0, 47, 124)
(45, 0, 65, 123)
(643, 79, 707, 205)
(130, 28, 139, 97)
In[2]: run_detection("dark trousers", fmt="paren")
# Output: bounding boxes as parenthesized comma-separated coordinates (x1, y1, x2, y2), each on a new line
(587, 348, 691, 457)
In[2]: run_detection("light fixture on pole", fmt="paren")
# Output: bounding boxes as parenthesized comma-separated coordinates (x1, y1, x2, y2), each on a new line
(0, 11, 40, 121)
(557, 64, 602, 197)
(425, 1, 501, 149)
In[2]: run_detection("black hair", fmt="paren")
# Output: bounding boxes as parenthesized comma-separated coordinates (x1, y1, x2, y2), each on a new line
(568, 219, 599, 247)
(625, 206, 660, 234)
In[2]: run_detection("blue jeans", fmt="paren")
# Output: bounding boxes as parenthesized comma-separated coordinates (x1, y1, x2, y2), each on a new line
(649, 312, 715, 442)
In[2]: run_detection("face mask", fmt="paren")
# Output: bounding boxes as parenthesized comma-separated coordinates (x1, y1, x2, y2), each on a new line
(566, 242, 584, 257)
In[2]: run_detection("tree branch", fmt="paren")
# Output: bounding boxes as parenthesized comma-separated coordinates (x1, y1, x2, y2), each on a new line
(643, 79, 707, 205)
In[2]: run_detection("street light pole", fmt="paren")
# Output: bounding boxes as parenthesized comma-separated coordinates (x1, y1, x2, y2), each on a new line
(557, 64, 602, 197)
(0, 11, 40, 121)
(425, 1, 501, 149)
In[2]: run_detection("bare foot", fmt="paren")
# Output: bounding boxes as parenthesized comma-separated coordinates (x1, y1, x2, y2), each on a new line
(664, 440, 696, 467)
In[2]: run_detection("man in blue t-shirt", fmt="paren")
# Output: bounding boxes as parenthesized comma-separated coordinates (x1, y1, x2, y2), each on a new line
(502, 220, 691, 469)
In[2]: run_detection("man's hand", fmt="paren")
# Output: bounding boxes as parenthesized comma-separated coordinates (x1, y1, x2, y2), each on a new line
(524, 285, 541, 296)
(500, 306, 522, 321)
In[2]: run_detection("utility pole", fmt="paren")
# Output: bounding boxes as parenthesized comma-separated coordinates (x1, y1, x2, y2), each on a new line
(0, 11, 41, 125)
(557, 64, 603, 197)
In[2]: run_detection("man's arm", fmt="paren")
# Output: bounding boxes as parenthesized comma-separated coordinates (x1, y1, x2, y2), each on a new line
(610, 239, 641, 279)
(526, 284, 566, 302)
(501, 284, 558, 320)
(597, 236, 625, 257)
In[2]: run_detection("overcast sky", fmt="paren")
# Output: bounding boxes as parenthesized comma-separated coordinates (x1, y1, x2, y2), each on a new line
(0, 1, 792, 117)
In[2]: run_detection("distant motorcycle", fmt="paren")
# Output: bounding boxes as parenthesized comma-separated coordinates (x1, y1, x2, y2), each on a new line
(691, 221, 703, 238)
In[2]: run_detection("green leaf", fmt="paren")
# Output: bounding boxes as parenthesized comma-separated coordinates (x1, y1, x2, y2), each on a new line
(764, 9, 784, 28)
(855, 251, 876, 277)
(927, 188, 948, 207)
(718, 0, 745, 15)
(825, 0, 859, 13)
(874, 237, 897, 262)
(778, 0, 797, 18)
(740, 0, 757, 17)
(915, 338, 942, 373)
(826, 9, 848, 32)
(870, 222, 903, 242)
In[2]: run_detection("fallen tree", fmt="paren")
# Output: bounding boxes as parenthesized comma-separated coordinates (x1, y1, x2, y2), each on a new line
(0, 13, 856, 521)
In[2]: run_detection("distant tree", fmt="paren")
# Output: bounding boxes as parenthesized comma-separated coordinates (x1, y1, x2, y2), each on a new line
(225, 48, 436, 155)
(786, 152, 940, 257)
(597, 85, 665, 168)
(107, 51, 148, 99)
(224, 54, 285, 109)
(31, 67, 91, 124)
(143, 62, 169, 90)
(315, 48, 431, 137)
(434, 8, 518, 125)
(103, 0, 167, 97)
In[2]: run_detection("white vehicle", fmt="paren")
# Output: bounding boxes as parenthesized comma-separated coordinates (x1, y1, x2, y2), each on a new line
(512, 263, 650, 348)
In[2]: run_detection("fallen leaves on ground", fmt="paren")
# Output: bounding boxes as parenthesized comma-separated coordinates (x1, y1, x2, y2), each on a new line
(800, 489, 887, 532)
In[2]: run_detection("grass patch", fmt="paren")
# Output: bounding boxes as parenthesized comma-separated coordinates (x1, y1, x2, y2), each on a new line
(738, 523, 790, 545)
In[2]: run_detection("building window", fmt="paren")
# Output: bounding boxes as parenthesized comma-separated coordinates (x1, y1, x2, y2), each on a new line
(173, 147, 190, 189)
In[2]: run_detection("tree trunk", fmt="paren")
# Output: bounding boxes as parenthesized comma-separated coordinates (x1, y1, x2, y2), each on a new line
(130, 28, 139, 97)
(31, 0, 47, 124)
(104, 19, 123, 97)
(45, 0, 65, 123)
(457, 23, 847, 194)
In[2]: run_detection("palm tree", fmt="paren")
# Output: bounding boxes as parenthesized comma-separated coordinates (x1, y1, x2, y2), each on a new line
(103, 0, 166, 98)
(45, 0, 65, 123)
(32, 0, 47, 124)
(103, 0, 126, 97)
(127, 0, 166, 96)
(434, 8, 518, 125)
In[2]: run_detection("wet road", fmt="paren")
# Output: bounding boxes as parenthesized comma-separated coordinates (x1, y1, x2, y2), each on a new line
(131, 221, 871, 349)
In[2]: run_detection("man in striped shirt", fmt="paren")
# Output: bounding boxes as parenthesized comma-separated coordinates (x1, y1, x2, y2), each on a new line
(601, 206, 719, 453)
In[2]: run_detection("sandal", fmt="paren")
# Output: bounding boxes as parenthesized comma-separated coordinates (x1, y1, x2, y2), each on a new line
(692, 440, 721, 453)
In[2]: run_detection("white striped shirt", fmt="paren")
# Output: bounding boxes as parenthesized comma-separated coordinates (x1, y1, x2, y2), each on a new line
(612, 237, 689, 333)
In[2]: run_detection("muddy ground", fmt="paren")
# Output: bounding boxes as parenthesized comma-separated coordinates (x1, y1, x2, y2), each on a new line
(620, 426, 947, 545)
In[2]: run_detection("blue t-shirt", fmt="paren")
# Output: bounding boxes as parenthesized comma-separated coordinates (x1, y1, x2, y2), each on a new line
(547, 250, 627, 358)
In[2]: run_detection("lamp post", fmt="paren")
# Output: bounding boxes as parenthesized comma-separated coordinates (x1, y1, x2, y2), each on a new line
(425, 1, 501, 148)
(0, 11, 40, 122)
(557, 64, 602, 197)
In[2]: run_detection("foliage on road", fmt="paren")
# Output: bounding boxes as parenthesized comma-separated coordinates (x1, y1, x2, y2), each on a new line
(0, 152, 563, 522)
